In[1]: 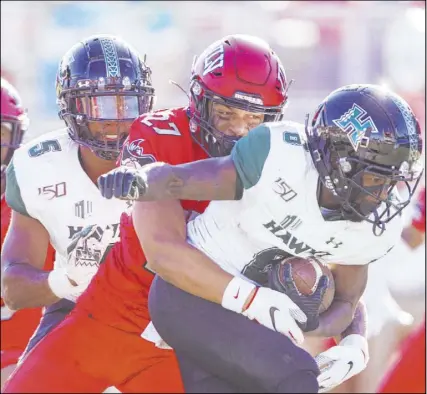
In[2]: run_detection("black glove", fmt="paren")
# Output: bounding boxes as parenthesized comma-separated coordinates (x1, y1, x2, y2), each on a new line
(268, 262, 329, 332)
(98, 167, 146, 200)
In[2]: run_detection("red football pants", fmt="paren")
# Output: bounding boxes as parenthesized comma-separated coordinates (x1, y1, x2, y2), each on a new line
(3, 309, 184, 393)
(377, 319, 426, 393)
(1, 307, 43, 369)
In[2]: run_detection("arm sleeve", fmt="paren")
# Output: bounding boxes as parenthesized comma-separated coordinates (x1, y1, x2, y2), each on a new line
(231, 124, 271, 192)
(5, 158, 30, 216)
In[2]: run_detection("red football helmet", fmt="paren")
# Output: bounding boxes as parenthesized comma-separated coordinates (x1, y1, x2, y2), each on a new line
(1, 78, 29, 166)
(189, 34, 290, 157)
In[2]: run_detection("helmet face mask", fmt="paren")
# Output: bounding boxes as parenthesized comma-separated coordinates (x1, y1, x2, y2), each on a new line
(305, 84, 424, 234)
(189, 35, 289, 157)
(56, 35, 155, 161)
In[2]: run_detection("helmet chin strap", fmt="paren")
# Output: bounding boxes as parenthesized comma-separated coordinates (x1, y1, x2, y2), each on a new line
(341, 189, 389, 236)
(372, 210, 386, 236)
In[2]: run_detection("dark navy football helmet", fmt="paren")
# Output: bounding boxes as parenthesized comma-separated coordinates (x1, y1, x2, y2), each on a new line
(56, 34, 155, 160)
(305, 84, 424, 234)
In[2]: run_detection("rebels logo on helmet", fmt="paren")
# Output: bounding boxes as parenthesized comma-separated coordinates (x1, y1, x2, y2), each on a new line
(202, 44, 224, 76)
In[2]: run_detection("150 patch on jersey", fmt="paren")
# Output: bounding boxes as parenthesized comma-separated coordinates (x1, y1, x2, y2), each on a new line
(272, 177, 297, 202)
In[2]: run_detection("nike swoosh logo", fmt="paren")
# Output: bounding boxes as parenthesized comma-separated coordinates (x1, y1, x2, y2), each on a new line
(342, 361, 354, 380)
(269, 307, 279, 331)
(233, 288, 240, 299)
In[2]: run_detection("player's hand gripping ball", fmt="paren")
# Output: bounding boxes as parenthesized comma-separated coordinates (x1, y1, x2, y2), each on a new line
(268, 256, 335, 332)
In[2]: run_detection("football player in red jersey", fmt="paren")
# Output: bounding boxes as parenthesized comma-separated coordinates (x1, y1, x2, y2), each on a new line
(377, 185, 425, 394)
(4, 35, 321, 393)
(0, 78, 55, 387)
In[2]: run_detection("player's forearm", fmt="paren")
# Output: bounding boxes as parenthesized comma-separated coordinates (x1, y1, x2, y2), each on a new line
(1, 263, 60, 310)
(146, 241, 234, 304)
(305, 298, 355, 338)
(336, 300, 367, 342)
(142, 157, 239, 202)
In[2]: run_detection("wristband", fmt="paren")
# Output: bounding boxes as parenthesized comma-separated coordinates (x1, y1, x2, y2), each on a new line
(221, 276, 256, 313)
(47, 268, 77, 299)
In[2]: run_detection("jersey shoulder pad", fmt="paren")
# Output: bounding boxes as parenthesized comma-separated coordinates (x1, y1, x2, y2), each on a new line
(7, 129, 72, 216)
(5, 158, 29, 216)
(122, 107, 191, 167)
(271, 120, 306, 147)
(266, 119, 310, 175)
(231, 121, 307, 191)
(20, 128, 70, 159)
(231, 123, 271, 190)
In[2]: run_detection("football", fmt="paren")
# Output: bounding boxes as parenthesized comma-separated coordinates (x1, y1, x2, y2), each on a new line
(276, 256, 335, 314)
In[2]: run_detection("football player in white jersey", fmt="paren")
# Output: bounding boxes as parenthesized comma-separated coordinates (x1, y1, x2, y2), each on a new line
(99, 84, 424, 392)
(1, 34, 155, 362)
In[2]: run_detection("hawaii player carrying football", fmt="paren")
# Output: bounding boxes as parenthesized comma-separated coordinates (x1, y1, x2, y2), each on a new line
(102, 84, 424, 393)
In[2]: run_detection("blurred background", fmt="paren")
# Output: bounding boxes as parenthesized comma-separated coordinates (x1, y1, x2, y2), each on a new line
(1, 1, 425, 138)
(1, 1, 425, 393)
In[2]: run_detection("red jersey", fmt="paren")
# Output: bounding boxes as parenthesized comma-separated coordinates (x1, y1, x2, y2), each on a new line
(1, 196, 56, 359)
(77, 107, 209, 332)
(411, 186, 425, 233)
(1, 195, 12, 247)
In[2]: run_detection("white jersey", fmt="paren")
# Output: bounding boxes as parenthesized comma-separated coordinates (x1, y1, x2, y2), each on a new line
(5, 129, 127, 282)
(187, 121, 402, 285)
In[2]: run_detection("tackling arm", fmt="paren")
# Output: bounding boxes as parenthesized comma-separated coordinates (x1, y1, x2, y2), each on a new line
(124, 117, 244, 304)
(138, 156, 240, 202)
(134, 199, 237, 304)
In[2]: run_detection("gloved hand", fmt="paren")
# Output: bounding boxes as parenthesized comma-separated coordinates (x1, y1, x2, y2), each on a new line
(98, 166, 148, 200)
(315, 334, 369, 392)
(222, 277, 307, 345)
(269, 262, 329, 332)
(98, 162, 173, 201)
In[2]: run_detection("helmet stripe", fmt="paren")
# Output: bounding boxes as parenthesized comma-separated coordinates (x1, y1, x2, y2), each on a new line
(388, 93, 420, 162)
(99, 38, 121, 78)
